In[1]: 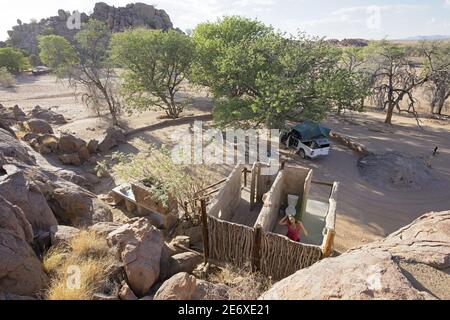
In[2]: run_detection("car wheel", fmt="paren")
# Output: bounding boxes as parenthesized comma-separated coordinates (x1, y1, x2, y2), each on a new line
(299, 149, 306, 159)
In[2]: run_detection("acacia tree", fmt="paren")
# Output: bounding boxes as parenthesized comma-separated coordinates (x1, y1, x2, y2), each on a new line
(0, 47, 30, 73)
(39, 20, 121, 126)
(38, 35, 78, 71)
(422, 42, 450, 115)
(111, 29, 195, 119)
(366, 41, 428, 124)
(334, 47, 372, 114)
(191, 16, 363, 129)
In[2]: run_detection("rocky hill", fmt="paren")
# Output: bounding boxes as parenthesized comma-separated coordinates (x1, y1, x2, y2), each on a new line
(7, 2, 174, 56)
(325, 38, 369, 47)
(260, 211, 450, 300)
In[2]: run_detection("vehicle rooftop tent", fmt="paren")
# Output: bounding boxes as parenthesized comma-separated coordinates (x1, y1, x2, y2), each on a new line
(292, 121, 331, 141)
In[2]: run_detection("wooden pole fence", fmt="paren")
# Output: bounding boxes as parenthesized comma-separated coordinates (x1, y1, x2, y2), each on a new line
(200, 198, 210, 265)
(252, 226, 262, 272)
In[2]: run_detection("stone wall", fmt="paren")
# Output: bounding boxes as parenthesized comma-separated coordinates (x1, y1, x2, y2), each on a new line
(254, 165, 311, 232)
(207, 165, 242, 221)
(254, 171, 285, 231)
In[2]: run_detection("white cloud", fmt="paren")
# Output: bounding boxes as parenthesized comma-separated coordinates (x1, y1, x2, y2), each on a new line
(445, 0, 450, 8)
(333, 4, 429, 16)
(233, 0, 276, 7)
(153, 0, 276, 32)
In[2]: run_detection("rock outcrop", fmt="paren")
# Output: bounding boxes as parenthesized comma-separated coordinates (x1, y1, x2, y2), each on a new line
(7, 2, 174, 56)
(107, 218, 164, 297)
(0, 168, 58, 234)
(28, 106, 67, 125)
(154, 272, 230, 300)
(0, 196, 48, 297)
(326, 38, 369, 47)
(260, 211, 450, 300)
(192, 280, 230, 300)
(92, 2, 173, 33)
(24, 119, 53, 135)
(98, 127, 126, 154)
(49, 225, 81, 246)
(0, 125, 113, 228)
(0, 104, 26, 126)
(48, 180, 113, 226)
(161, 252, 203, 281)
(57, 133, 90, 164)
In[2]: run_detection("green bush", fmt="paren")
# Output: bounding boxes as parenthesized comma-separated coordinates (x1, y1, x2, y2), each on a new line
(0, 67, 16, 88)
(29, 54, 41, 67)
(0, 47, 30, 73)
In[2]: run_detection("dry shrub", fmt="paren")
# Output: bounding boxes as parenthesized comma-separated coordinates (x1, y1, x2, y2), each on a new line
(207, 264, 272, 300)
(69, 230, 110, 259)
(43, 246, 69, 275)
(43, 230, 119, 300)
(112, 142, 212, 218)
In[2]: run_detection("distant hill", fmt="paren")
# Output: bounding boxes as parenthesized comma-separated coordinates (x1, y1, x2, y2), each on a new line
(403, 35, 450, 41)
(325, 38, 369, 47)
(7, 2, 174, 57)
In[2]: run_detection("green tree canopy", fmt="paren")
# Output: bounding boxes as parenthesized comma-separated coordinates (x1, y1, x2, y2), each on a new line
(38, 35, 78, 73)
(191, 16, 364, 129)
(0, 47, 30, 73)
(111, 29, 195, 119)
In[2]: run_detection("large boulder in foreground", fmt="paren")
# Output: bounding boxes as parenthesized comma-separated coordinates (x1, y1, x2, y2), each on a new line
(107, 218, 164, 297)
(260, 211, 450, 300)
(50, 225, 81, 246)
(154, 273, 229, 300)
(160, 252, 203, 280)
(0, 196, 48, 296)
(0, 168, 57, 234)
(154, 272, 197, 300)
(48, 180, 113, 226)
(192, 280, 230, 300)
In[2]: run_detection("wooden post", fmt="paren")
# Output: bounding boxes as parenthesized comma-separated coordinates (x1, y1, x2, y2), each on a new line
(243, 168, 248, 188)
(250, 163, 257, 211)
(322, 229, 335, 258)
(252, 226, 262, 272)
(200, 198, 209, 264)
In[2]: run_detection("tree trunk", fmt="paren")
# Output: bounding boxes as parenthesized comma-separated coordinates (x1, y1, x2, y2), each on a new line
(385, 104, 394, 124)
(432, 85, 447, 115)
(385, 85, 394, 124)
(111, 110, 118, 126)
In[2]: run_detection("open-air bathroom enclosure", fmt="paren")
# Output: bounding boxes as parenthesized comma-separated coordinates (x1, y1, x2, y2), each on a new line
(206, 162, 339, 280)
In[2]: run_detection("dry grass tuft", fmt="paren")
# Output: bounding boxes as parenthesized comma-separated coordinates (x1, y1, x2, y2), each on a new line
(206, 264, 272, 300)
(69, 230, 111, 259)
(43, 246, 69, 275)
(43, 230, 118, 300)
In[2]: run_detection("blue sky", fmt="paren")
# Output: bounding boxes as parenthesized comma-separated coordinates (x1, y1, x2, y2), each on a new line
(1, 0, 450, 40)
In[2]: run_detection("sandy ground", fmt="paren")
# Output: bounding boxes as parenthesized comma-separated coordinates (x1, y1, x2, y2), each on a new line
(288, 111, 450, 252)
(2, 74, 450, 252)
